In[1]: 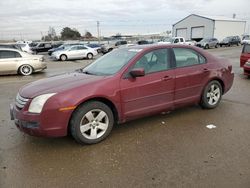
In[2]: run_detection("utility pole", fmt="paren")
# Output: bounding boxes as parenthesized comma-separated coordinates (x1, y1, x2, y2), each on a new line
(97, 21, 100, 44)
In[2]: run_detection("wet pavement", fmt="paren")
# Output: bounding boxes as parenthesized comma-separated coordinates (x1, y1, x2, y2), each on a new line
(0, 46, 250, 187)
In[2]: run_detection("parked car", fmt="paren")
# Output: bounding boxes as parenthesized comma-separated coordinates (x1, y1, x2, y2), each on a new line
(16, 43, 34, 54)
(48, 43, 83, 56)
(137, 40, 153, 45)
(101, 40, 128, 54)
(0, 48, 46, 76)
(158, 37, 186, 44)
(10, 44, 234, 144)
(196, 38, 219, 49)
(31, 42, 53, 54)
(240, 44, 250, 77)
(185, 40, 197, 46)
(87, 43, 102, 53)
(241, 36, 250, 45)
(220, 36, 241, 47)
(51, 45, 98, 61)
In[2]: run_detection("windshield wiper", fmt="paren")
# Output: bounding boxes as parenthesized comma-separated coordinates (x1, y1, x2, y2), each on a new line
(81, 70, 95, 75)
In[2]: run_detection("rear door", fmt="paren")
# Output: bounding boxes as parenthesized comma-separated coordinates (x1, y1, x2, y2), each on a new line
(120, 48, 175, 120)
(172, 47, 208, 107)
(0, 50, 22, 74)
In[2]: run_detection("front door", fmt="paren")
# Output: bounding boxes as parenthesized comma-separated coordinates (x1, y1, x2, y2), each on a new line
(120, 48, 175, 120)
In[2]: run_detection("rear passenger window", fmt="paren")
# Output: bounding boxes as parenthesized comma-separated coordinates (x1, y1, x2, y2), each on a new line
(173, 48, 206, 68)
(0, 50, 21, 59)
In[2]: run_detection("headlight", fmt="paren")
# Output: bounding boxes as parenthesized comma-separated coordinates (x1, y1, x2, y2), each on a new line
(28, 93, 56, 113)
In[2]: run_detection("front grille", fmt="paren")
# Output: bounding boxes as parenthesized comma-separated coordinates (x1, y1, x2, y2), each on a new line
(15, 93, 29, 109)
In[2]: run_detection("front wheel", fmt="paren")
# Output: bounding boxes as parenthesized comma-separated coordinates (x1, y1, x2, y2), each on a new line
(204, 44, 209, 49)
(87, 53, 93, 59)
(70, 101, 114, 144)
(60, 54, 67, 61)
(19, 64, 33, 76)
(200, 80, 222, 109)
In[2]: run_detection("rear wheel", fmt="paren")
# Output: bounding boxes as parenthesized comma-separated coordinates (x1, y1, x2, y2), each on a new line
(60, 54, 67, 61)
(200, 80, 222, 109)
(19, 64, 33, 76)
(70, 101, 114, 144)
(215, 43, 219, 48)
(205, 44, 209, 49)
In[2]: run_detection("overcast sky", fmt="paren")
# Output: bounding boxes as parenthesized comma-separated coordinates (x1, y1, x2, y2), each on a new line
(0, 0, 249, 40)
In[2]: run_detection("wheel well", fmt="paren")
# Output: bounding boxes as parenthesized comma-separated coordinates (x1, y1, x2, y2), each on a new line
(67, 97, 119, 134)
(60, 54, 67, 59)
(204, 78, 225, 94)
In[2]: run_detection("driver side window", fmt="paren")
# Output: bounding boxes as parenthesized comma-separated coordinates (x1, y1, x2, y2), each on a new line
(133, 48, 170, 74)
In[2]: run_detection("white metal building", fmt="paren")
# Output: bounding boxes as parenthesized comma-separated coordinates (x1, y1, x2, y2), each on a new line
(172, 14, 246, 41)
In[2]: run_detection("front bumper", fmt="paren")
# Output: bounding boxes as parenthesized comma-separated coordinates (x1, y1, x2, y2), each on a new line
(10, 102, 71, 137)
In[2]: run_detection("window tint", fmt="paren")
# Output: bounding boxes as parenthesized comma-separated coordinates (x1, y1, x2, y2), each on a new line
(0, 50, 21, 59)
(180, 38, 184, 42)
(70, 46, 78, 50)
(243, 44, 250, 53)
(133, 48, 170, 74)
(77, 46, 87, 50)
(173, 48, 205, 67)
(44, 44, 52, 48)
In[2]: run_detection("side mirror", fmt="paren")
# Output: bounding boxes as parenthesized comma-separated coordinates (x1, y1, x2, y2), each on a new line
(130, 68, 145, 77)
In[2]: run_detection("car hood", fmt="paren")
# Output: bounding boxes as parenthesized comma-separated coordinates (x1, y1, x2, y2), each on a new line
(19, 72, 107, 98)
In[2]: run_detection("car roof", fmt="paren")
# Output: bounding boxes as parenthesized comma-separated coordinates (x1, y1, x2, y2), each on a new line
(0, 48, 21, 52)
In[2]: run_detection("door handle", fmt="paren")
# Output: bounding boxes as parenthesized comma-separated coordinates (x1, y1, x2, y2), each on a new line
(161, 76, 172, 81)
(203, 68, 209, 72)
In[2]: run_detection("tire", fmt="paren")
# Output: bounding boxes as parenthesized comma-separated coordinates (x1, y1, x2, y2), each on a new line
(70, 101, 114, 145)
(205, 44, 209, 49)
(215, 43, 219, 48)
(19, 64, 33, 76)
(200, 80, 222, 109)
(60, 54, 67, 61)
(87, 53, 93, 59)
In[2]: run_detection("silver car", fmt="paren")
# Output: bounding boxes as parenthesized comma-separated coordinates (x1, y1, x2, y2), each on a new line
(196, 38, 219, 49)
(0, 48, 46, 76)
(51, 45, 98, 61)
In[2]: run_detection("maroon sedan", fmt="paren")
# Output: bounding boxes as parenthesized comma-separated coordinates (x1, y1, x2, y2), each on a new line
(10, 45, 234, 144)
(240, 44, 250, 77)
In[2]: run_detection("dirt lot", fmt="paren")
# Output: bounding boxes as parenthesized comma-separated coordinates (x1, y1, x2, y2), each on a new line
(0, 46, 250, 188)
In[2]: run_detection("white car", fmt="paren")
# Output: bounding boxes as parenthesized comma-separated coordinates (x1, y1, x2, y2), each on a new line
(52, 45, 98, 61)
(242, 36, 250, 44)
(0, 48, 46, 76)
(16, 43, 34, 54)
(185, 40, 197, 46)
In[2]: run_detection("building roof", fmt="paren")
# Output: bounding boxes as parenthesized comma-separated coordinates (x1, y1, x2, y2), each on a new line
(173, 14, 246, 26)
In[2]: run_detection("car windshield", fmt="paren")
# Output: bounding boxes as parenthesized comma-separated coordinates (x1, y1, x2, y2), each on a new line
(82, 48, 139, 76)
